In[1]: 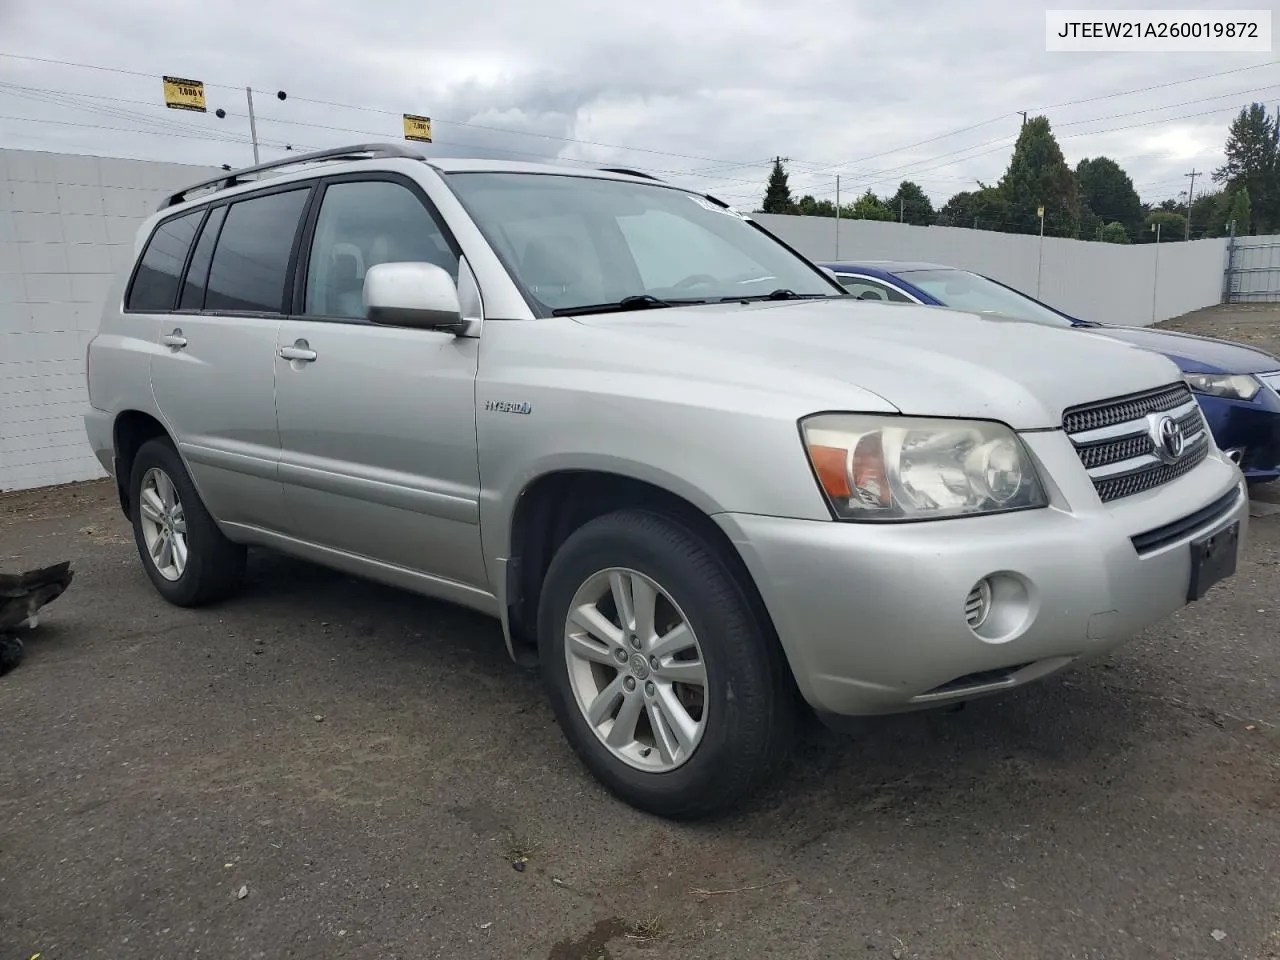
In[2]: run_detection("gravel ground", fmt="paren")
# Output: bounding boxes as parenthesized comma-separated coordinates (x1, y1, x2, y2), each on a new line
(2, 304, 1279, 960)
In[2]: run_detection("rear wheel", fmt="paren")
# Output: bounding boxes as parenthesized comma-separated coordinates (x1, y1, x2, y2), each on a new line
(538, 508, 796, 819)
(129, 437, 246, 606)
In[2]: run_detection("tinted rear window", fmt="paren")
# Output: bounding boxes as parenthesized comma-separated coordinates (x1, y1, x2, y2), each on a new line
(205, 188, 310, 313)
(179, 205, 227, 311)
(126, 210, 204, 311)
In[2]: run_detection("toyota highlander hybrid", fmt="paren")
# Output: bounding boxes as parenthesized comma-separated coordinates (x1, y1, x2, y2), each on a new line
(84, 144, 1248, 819)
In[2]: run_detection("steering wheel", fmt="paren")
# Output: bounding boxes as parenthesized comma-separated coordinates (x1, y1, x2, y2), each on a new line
(671, 273, 720, 290)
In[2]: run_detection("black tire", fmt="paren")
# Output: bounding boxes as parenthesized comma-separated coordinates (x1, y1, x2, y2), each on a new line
(128, 436, 246, 606)
(537, 508, 797, 820)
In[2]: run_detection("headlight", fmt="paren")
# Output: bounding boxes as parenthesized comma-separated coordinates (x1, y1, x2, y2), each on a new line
(1183, 372, 1260, 401)
(801, 414, 1048, 521)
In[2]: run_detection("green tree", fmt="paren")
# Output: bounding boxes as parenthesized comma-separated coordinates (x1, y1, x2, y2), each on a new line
(996, 115, 1079, 236)
(1079, 203, 1102, 240)
(761, 159, 796, 214)
(969, 184, 1012, 231)
(887, 180, 935, 225)
(1100, 221, 1128, 243)
(937, 190, 974, 227)
(1227, 186, 1253, 234)
(1212, 103, 1278, 232)
(848, 189, 894, 221)
(1076, 157, 1144, 239)
(795, 194, 837, 217)
(1189, 188, 1224, 237)
(1144, 210, 1186, 241)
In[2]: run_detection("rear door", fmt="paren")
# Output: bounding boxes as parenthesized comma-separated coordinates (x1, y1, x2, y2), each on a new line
(271, 174, 486, 589)
(147, 185, 312, 529)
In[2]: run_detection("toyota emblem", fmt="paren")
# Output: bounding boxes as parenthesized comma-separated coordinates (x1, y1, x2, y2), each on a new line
(1152, 414, 1186, 463)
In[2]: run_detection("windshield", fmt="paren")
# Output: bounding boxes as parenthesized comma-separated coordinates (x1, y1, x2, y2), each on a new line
(443, 171, 840, 315)
(899, 269, 1075, 328)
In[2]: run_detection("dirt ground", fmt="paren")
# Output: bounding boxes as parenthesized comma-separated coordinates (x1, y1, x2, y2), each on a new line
(2, 304, 1279, 960)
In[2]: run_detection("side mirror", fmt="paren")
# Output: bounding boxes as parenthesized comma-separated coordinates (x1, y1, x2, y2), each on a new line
(364, 261, 463, 331)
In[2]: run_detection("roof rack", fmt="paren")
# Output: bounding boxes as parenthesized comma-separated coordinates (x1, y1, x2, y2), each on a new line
(159, 142, 426, 210)
(597, 167, 664, 182)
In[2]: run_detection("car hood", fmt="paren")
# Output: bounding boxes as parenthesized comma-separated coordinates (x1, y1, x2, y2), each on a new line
(572, 298, 1185, 430)
(1083, 324, 1280, 374)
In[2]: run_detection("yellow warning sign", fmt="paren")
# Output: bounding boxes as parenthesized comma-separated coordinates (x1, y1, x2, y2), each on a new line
(162, 76, 207, 112)
(402, 114, 433, 143)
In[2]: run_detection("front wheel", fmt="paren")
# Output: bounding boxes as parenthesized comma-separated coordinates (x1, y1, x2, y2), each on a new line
(538, 508, 797, 819)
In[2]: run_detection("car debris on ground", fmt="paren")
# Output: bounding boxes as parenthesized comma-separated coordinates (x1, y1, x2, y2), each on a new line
(0, 561, 74, 676)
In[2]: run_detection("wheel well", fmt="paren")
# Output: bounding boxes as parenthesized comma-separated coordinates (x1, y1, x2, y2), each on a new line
(112, 411, 169, 519)
(504, 470, 775, 660)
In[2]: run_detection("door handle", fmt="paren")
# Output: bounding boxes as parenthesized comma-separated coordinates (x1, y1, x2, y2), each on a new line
(279, 340, 318, 363)
(161, 329, 187, 349)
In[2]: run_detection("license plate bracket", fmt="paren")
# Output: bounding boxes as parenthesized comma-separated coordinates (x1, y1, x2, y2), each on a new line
(1187, 520, 1239, 602)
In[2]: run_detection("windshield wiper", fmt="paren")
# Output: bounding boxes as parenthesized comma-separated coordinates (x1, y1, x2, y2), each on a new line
(720, 288, 831, 303)
(552, 294, 705, 317)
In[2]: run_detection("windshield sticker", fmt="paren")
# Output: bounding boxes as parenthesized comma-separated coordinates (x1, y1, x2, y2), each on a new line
(688, 195, 751, 220)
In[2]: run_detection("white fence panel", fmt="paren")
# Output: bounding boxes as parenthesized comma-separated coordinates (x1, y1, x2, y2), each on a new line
(1, 148, 219, 491)
(751, 213, 1227, 328)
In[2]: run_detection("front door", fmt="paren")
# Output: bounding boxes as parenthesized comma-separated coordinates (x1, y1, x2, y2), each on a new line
(272, 175, 486, 590)
(147, 186, 313, 529)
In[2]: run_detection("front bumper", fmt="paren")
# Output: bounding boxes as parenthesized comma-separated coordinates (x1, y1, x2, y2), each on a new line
(715, 434, 1248, 717)
(1195, 387, 1280, 481)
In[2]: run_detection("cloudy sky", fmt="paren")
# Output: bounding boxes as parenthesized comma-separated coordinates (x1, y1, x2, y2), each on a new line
(0, 0, 1276, 212)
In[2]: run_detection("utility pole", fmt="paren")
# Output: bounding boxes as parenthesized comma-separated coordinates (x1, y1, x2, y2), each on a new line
(1036, 204, 1045, 297)
(209, 85, 289, 163)
(1151, 221, 1162, 323)
(899, 197, 904, 223)
(1184, 168, 1200, 241)
(834, 175, 841, 258)
(245, 87, 260, 164)
(1019, 111, 1028, 127)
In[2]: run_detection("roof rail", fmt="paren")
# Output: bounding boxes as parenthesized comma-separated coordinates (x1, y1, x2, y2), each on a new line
(597, 167, 664, 182)
(159, 142, 426, 210)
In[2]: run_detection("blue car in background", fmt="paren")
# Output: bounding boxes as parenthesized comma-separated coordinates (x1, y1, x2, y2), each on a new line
(821, 260, 1280, 484)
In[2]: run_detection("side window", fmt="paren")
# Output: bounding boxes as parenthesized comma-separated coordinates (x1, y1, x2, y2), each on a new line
(837, 276, 912, 303)
(303, 179, 459, 320)
(179, 205, 227, 310)
(126, 209, 204, 311)
(205, 188, 310, 314)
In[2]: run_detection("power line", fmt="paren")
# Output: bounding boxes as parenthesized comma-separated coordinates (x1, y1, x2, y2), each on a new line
(1030, 58, 1279, 111)
(781, 58, 1279, 180)
(748, 97, 1267, 207)
(0, 51, 761, 172)
(4, 49, 1273, 213)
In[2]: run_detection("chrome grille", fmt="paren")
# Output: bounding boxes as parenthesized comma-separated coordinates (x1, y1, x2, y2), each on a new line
(1064, 383, 1210, 503)
(1062, 382, 1191, 434)
(1075, 406, 1204, 470)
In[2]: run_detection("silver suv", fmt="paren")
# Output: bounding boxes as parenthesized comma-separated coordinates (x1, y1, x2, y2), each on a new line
(84, 143, 1248, 819)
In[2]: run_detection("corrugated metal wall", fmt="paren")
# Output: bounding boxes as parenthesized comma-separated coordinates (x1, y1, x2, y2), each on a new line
(752, 214, 1229, 327)
(1225, 235, 1280, 302)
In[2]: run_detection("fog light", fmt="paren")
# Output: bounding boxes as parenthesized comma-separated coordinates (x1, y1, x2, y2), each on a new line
(964, 578, 993, 629)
